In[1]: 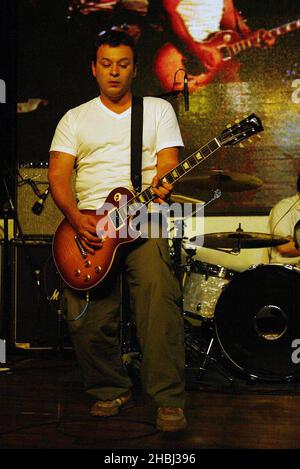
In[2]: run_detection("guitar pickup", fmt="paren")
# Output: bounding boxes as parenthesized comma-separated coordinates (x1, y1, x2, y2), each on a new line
(75, 235, 88, 259)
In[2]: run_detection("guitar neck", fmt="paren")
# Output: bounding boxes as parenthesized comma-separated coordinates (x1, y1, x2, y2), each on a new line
(116, 113, 263, 220)
(122, 137, 221, 217)
(269, 18, 300, 37)
(227, 18, 300, 57)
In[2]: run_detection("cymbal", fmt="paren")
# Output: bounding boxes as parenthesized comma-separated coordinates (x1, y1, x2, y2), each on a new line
(174, 170, 263, 193)
(170, 194, 204, 205)
(190, 232, 290, 249)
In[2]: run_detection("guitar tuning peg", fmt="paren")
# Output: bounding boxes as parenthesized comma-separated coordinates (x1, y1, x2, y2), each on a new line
(248, 138, 253, 143)
(226, 123, 232, 128)
(257, 134, 262, 139)
(239, 143, 244, 148)
(235, 119, 240, 124)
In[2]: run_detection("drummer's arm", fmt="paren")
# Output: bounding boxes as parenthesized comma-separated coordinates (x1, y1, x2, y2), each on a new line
(270, 204, 300, 257)
(275, 239, 300, 257)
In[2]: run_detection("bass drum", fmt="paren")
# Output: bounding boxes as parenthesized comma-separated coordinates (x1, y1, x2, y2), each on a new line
(214, 264, 300, 381)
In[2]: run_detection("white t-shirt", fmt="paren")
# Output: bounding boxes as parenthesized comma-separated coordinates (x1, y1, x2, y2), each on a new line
(268, 193, 300, 265)
(50, 96, 184, 210)
(176, 0, 224, 42)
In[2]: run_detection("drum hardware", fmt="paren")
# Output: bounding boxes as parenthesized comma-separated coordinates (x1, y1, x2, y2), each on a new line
(184, 316, 235, 385)
(183, 246, 197, 259)
(181, 255, 237, 384)
(168, 189, 222, 273)
(168, 189, 222, 232)
(173, 170, 263, 199)
(167, 187, 235, 383)
(189, 224, 290, 254)
(180, 251, 198, 286)
(170, 194, 205, 205)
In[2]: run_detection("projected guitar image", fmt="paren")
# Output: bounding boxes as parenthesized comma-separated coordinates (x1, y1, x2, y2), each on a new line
(52, 114, 263, 291)
(154, 18, 300, 92)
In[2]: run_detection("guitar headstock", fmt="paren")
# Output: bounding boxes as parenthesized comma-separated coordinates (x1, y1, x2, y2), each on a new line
(219, 114, 264, 146)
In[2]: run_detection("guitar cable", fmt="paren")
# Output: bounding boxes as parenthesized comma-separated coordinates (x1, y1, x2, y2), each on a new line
(67, 291, 90, 322)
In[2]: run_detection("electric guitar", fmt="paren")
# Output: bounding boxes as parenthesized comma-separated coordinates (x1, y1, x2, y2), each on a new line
(52, 114, 263, 291)
(154, 18, 300, 92)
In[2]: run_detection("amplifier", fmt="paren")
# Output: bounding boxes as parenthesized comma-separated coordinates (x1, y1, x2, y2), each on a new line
(0, 240, 6, 362)
(16, 162, 65, 236)
(0, 240, 4, 339)
(11, 238, 71, 350)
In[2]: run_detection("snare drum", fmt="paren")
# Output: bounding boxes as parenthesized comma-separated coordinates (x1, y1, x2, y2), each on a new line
(183, 261, 236, 319)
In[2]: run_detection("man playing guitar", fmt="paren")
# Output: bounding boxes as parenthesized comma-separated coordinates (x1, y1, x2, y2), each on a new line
(48, 30, 187, 432)
(154, 0, 276, 92)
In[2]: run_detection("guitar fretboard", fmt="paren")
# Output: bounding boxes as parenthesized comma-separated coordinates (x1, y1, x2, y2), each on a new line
(227, 18, 300, 58)
(117, 137, 221, 221)
(270, 19, 300, 37)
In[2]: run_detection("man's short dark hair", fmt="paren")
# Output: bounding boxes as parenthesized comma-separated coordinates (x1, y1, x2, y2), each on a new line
(93, 29, 138, 65)
(297, 174, 300, 193)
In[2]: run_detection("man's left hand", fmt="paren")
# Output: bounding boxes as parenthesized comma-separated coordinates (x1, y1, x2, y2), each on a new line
(253, 29, 276, 48)
(151, 175, 173, 204)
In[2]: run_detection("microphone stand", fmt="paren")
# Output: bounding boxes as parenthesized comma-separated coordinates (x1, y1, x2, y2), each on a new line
(0, 196, 10, 366)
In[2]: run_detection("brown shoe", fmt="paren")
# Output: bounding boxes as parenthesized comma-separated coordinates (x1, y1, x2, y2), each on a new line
(156, 407, 187, 432)
(90, 393, 133, 417)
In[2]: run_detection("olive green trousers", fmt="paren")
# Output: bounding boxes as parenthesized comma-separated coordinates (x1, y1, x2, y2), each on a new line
(63, 237, 185, 408)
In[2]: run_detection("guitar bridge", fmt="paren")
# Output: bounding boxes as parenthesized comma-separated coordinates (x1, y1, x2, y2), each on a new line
(75, 235, 88, 259)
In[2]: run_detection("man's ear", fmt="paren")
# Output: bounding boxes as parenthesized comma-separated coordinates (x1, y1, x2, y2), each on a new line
(91, 61, 96, 77)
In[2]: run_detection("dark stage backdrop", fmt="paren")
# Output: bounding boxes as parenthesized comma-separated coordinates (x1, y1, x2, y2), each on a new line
(16, 0, 300, 214)
(0, 0, 16, 213)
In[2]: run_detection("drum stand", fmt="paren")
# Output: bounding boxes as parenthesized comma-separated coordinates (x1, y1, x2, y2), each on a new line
(170, 189, 236, 386)
(184, 316, 236, 386)
(181, 255, 236, 387)
(197, 321, 235, 385)
(180, 251, 232, 383)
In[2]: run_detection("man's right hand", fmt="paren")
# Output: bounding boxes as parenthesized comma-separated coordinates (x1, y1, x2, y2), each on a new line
(195, 44, 223, 72)
(69, 212, 104, 254)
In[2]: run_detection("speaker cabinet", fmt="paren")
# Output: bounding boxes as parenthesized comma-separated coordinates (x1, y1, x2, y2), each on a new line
(16, 163, 65, 236)
(0, 240, 7, 362)
(11, 238, 71, 350)
(0, 240, 4, 338)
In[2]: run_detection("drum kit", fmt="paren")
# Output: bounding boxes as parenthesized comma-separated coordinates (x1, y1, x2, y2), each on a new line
(168, 170, 300, 384)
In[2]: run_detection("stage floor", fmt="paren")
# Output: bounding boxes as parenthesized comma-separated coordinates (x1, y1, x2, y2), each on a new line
(1, 350, 300, 452)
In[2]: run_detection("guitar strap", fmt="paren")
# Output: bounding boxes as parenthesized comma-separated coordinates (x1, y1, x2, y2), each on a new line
(130, 95, 144, 194)
(234, 8, 247, 36)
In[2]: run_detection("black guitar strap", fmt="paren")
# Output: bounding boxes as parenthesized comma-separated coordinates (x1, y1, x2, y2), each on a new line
(130, 95, 144, 194)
